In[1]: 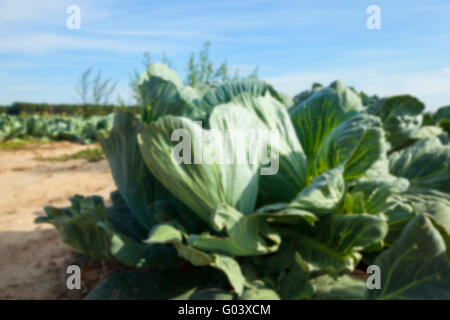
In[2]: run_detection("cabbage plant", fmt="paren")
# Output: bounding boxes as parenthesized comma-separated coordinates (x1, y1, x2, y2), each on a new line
(36, 63, 450, 300)
(0, 114, 114, 144)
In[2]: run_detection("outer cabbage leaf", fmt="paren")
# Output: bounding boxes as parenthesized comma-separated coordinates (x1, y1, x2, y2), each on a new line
(85, 268, 220, 300)
(239, 287, 280, 300)
(224, 93, 307, 204)
(310, 114, 386, 181)
(278, 253, 314, 300)
(287, 213, 388, 273)
(138, 63, 206, 122)
(290, 87, 361, 165)
(99, 112, 158, 229)
(285, 167, 345, 216)
(99, 111, 206, 231)
(292, 80, 363, 112)
(384, 188, 450, 245)
(340, 177, 409, 215)
(187, 213, 281, 257)
(407, 125, 444, 141)
(35, 195, 118, 262)
(369, 215, 450, 300)
(106, 190, 148, 242)
(110, 235, 180, 268)
(145, 223, 245, 295)
(293, 83, 324, 106)
(328, 80, 364, 112)
(434, 105, 450, 122)
(138, 105, 260, 224)
(368, 95, 425, 149)
(189, 204, 316, 257)
(107, 201, 181, 268)
(198, 79, 283, 112)
(389, 137, 450, 193)
(35, 194, 181, 268)
(311, 275, 367, 300)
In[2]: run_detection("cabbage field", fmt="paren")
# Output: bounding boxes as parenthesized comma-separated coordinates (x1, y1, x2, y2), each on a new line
(35, 63, 450, 300)
(0, 114, 114, 144)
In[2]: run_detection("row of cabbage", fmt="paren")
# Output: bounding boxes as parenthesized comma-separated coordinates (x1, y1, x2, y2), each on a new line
(36, 63, 450, 300)
(0, 114, 114, 144)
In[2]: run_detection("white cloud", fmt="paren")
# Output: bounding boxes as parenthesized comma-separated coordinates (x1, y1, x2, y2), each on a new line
(0, 0, 59, 23)
(0, 0, 114, 28)
(0, 32, 181, 54)
(96, 29, 219, 39)
(229, 64, 258, 74)
(347, 49, 406, 56)
(0, 62, 31, 70)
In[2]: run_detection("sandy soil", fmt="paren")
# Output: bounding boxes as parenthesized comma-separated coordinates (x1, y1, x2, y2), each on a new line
(0, 142, 116, 299)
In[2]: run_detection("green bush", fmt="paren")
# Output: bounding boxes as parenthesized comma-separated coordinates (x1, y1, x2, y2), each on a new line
(6, 102, 140, 117)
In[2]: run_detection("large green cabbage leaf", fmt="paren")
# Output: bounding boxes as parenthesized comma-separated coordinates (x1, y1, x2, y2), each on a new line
(35, 195, 118, 262)
(218, 92, 308, 205)
(368, 95, 425, 149)
(138, 105, 261, 224)
(35, 194, 181, 268)
(369, 215, 450, 300)
(198, 79, 283, 112)
(138, 63, 206, 123)
(283, 213, 388, 273)
(389, 137, 450, 193)
(384, 188, 450, 245)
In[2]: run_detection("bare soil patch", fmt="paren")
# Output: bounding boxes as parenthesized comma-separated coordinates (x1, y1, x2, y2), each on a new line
(0, 142, 116, 299)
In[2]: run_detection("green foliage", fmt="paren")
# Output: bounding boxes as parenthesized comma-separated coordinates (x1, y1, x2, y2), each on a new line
(85, 268, 223, 300)
(434, 106, 450, 135)
(369, 215, 450, 299)
(422, 112, 435, 125)
(441, 119, 450, 134)
(34, 147, 104, 163)
(37, 66, 450, 300)
(130, 42, 259, 106)
(99, 111, 207, 231)
(368, 95, 425, 149)
(5, 102, 139, 117)
(389, 137, 450, 193)
(435, 105, 450, 122)
(0, 137, 45, 150)
(76, 67, 118, 105)
(36, 193, 181, 268)
(36, 195, 119, 262)
(0, 114, 115, 144)
(185, 41, 258, 89)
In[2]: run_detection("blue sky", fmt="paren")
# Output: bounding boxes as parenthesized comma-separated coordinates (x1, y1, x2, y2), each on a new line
(1, 0, 450, 110)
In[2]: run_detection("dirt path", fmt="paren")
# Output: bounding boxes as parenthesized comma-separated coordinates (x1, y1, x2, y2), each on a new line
(0, 142, 116, 299)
